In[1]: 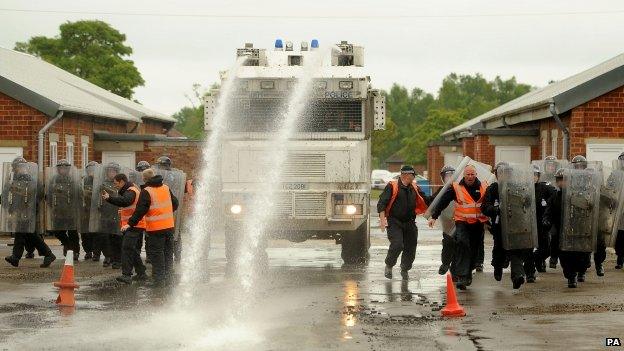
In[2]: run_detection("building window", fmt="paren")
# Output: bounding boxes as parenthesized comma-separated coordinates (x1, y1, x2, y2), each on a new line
(81, 143, 89, 170)
(66, 141, 74, 165)
(49, 141, 58, 167)
(551, 130, 558, 158)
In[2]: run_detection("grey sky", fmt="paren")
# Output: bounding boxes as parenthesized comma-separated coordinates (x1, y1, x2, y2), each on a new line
(1, 0, 623, 115)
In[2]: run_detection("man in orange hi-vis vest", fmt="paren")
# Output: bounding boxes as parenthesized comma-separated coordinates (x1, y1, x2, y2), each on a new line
(122, 168, 178, 287)
(103, 173, 147, 285)
(428, 164, 488, 290)
(377, 165, 430, 281)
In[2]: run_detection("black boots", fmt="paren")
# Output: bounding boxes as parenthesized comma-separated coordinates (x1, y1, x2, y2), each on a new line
(40, 254, 56, 268)
(512, 276, 525, 289)
(5, 256, 18, 267)
(596, 264, 605, 277)
(494, 267, 503, 281)
(568, 277, 577, 288)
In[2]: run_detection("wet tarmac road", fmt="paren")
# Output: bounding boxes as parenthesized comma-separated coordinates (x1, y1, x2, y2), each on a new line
(1, 216, 624, 350)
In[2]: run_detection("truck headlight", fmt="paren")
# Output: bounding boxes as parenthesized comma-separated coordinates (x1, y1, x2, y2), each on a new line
(334, 204, 363, 215)
(339, 81, 353, 90)
(230, 204, 242, 215)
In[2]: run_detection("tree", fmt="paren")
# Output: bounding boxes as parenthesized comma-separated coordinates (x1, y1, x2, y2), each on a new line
(172, 83, 219, 139)
(15, 20, 144, 99)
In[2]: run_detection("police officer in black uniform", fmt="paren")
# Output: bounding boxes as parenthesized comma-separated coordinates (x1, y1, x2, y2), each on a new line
(533, 164, 557, 272)
(48, 159, 81, 261)
(432, 165, 457, 275)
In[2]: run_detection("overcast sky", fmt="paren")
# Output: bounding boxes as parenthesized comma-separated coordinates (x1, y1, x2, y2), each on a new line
(1, 0, 624, 115)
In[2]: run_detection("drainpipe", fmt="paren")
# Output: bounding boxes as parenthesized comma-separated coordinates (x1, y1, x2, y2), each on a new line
(37, 111, 63, 173)
(549, 103, 570, 160)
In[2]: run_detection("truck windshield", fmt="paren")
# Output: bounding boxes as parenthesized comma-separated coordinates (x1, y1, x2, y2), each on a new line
(227, 98, 362, 133)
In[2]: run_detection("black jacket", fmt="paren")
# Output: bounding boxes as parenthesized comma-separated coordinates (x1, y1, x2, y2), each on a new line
(481, 182, 500, 235)
(430, 178, 484, 220)
(543, 189, 562, 231)
(377, 180, 430, 222)
(535, 181, 556, 226)
(105, 182, 137, 208)
(128, 175, 179, 233)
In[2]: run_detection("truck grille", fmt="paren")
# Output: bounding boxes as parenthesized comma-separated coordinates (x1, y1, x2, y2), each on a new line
(294, 192, 326, 217)
(283, 154, 326, 180)
(274, 192, 327, 218)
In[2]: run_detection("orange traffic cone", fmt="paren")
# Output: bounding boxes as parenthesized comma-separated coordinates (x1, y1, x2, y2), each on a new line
(54, 250, 79, 307)
(441, 273, 465, 317)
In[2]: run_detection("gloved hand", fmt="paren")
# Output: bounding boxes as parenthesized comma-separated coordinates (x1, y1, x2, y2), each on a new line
(542, 217, 551, 229)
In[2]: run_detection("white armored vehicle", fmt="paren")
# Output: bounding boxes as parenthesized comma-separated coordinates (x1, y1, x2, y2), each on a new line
(205, 40, 385, 264)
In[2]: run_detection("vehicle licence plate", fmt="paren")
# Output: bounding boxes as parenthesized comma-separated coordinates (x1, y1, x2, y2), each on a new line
(282, 183, 307, 190)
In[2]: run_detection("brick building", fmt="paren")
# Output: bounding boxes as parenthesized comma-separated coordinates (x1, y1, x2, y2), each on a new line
(0, 47, 201, 179)
(427, 53, 624, 181)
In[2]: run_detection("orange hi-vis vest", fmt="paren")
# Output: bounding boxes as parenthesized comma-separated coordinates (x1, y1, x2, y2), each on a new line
(384, 180, 428, 218)
(452, 181, 488, 224)
(144, 184, 175, 232)
(119, 186, 146, 230)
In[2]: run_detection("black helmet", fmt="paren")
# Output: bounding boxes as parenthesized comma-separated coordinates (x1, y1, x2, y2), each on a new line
(618, 152, 624, 161)
(136, 160, 151, 172)
(11, 157, 27, 168)
(399, 165, 416, 175)
(440, 165, 455, 180)
(56, 159, 71, 167)
(544, 155, 557, 161)
(105, 162, 121, 173)
(555, 168, 565, 179)
(156, 156, 172, 170)
(86, 161, 98, 169)
(571, 155, 587, 169)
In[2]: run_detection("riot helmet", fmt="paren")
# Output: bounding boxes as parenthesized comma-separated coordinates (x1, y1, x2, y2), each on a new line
(155, 156, 172, 170)
(571, 155, 587, 170)
(136, 160, 151, 172)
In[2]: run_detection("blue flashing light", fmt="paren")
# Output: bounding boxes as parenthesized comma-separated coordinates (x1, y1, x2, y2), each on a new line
(275, 39, 284, 49)
(311, 39, 319, 48)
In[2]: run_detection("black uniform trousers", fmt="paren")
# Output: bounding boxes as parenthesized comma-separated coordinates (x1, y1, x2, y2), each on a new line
(549, 227, 560, 263)
(441, 233, 456, 268)
(121, 229, 146, 276)
(476, 230, 485, 267)
(93, 232, 110, 259)
(454, 221, 484, 282)
(81, 233, 95, 254)
(560, 251, 590, 279)
(385, 217, 418, 271)
(534, 227, 551, 263)
(12, 232, 52, 260)
(146, 230, 174, 282)
(50, 230, 80, 256)
(109, 234, 122, 265)
(593, 233, 607, 267)
(508, 249, 535, 281)
(615, 230, 624, 261)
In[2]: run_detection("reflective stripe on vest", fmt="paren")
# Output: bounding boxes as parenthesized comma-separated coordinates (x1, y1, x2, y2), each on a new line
(144, 184, 175, 232)
(119, 186, 146, 229)
(452, 181, 488, 224)
(384, 180, 428, 218)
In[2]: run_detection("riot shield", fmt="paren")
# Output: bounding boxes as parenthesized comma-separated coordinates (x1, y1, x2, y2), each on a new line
(498, 164, 538, 250)
(88, 164, 121, 235)
(597, 169, 624, 247)
(425, 156, 493, 219)
(613, 159, 624, 171)
(45, 165, 81, 231)
(437, 202, 456, 236)
(1, 162, 38, 233)
(560, 168, 601, 252)
(532, 159, 569, 186)
(128, 169, 144, 187)
(155, 168, 186, 239)
(80, 168, 95, 233)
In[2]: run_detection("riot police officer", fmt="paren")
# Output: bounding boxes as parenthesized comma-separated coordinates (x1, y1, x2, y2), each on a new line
(433, 165, 456, 275)
(81, 161, 98, 260)
(47, 159, 81, 261)
(154, 156, 172, 171)
(614, 152, 624, 270)
(154, 155, 185, 263)
(533, 164, 557, 272)
(3, 157, 56, 267)
(90, 162, 123, 268)
(136, 161, 151, 172)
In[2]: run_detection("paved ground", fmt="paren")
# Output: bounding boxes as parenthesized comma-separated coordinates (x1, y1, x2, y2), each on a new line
(0, 215, 623, 350)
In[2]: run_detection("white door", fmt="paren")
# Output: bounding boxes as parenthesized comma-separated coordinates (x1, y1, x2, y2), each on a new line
(586, 143, 624, 168)
(101, 151, 135, 170)
(444, 152, 463, 168)
(495, 146, 531, 165)
(0, 147, 24, 211)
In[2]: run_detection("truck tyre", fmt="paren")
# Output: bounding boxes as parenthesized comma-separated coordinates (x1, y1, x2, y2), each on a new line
(341, 219, 370, 265)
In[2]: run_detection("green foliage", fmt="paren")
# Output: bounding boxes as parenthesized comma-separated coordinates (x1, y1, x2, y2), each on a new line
(172, 83, 220, 139)
(15, 20, 144, 99)
(374, 73, 533, 167)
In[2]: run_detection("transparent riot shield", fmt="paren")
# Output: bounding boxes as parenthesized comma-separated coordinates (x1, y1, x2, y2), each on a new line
(613, 159, 624, 171)
(155, 168, 187, 239)
(560, 168, 601, 252)
(127, 169, 144, 187)
(1, 162, 39, 233)
(88, 164, 121, 235)
(45, 165, 81, 231)
(498, 164, 538, 250)
(597, 169, 624, 247)
(80, 168, 95, 233)
(425, 156, 493, 219)
(437, 202, 456, 236)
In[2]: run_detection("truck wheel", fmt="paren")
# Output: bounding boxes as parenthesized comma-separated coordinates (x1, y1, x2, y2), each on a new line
(341, 220, 370, 265)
